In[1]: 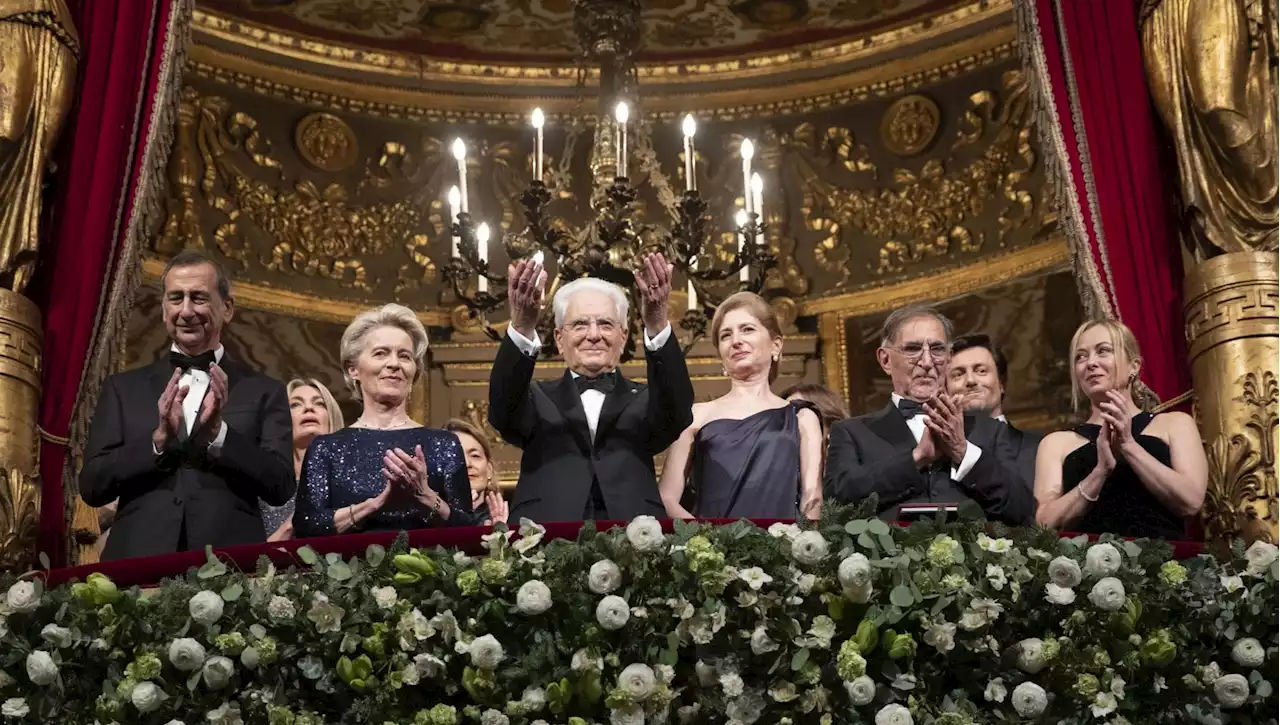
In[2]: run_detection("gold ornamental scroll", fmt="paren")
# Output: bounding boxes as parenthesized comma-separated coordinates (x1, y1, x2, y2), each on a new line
(1183, 252, 1279, 548)
(0, 0, 78, 570)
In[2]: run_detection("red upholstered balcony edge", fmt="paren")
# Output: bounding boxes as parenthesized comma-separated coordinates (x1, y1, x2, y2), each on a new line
(42, 520, 1206, 589)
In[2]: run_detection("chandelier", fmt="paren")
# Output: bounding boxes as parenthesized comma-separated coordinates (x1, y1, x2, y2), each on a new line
(439, 0, 776, 358)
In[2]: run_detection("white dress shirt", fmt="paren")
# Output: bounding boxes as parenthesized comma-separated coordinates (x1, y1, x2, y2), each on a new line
(157, 344, 228, 455)
(507, 323, 672, 440)
(891, 393, 982, 480)
(994, 413, 1007, 423)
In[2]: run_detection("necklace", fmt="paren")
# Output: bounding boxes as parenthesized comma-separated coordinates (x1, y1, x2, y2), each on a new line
(353, 416, 414, 430)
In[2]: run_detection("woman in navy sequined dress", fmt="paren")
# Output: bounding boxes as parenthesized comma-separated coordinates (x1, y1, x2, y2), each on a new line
(294, 304, 476, 537)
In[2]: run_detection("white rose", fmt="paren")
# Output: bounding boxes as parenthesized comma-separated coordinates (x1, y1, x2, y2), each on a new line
(516, 580, 553, 615)
(1231, 637, 1266, 667)
(750, 626, 779, 655)
(571, 649, 603, 673)
(790, 531, 829, 566)
(1214, 673, 1250, 708)
(24, 651, 56, 686)
(1084, 543, 1123, 578)
(480, 709, 509, 725)
(202, 656, 235, 689)
(596, 595, 630, 631)
(266, 596, 295, 620)
(960, 598, 1004, 630)
(844, 581, 873, 604)
(371, 586, 398, 610)
(1245, 540, 1279, 577)
(39, 624, 73, 649)
(469, 634, 505, 669)
(588, 560, 622, 594)
(618, 663, 656, 700)
(719, 672, 744, 698)
(1011, 682, 1048, 717)
(1045, 582, 1077, 605)
(609, 705, 645, 725)
(1221, 575, 1245, 594)
(413, 653, 446, 679)
(168, 637, 207, 672)
(131, 681, 166, 713)
(923, 621, 956, 653)
(768, 522, 801, 540)
(1048, 556, 1083, 588)
(986, 564, 1007, 591)
(846, 676, 876, 706)
(521, 686, 547, 712)
(655, 664, 675, 685)
(1016, 638, 1047, 674)
(1, 698, 29, 719)
(625, 516, 664, 552)
(1088, 577, 1126, 611)
(838, 554, 873, 589)
(189, 591, 224, 626)
(5, 582, 38, 614)
(874, 703, 913, 725)
(984, 677, 1007, 703)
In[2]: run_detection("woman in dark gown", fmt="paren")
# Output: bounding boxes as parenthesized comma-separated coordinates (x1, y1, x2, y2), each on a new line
(294, 304, 476, 537)
(659, 292, 823, 521)
(1033, 320, 1207, 538)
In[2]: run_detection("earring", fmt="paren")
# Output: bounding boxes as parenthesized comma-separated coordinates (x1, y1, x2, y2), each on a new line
(773, 353, 780, 362)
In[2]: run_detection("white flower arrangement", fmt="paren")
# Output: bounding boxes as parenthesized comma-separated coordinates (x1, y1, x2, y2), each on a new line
(515, 579, 553, 615)
(1088, 577, 1127, 611)
(1012, 681, 1048, 717)
(588, 559, 622, 594)
(24, 651, 56, 686)
(168, 638, 207, 672)
(1084, 543, 1123, 578)
(596, 595, 630, 631)
(625, 516, 664, 552)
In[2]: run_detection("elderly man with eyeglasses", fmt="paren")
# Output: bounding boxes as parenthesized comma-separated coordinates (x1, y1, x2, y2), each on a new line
(823, 304, 1034, 525)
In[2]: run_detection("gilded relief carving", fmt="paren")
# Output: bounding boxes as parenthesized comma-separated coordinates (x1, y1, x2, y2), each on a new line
(0, 467, 40, 572)
(459, 399, 505, 451)
(295, 112, 358, 172)
(880, 93, 940, 156)
(1204, 371, 1278, 545)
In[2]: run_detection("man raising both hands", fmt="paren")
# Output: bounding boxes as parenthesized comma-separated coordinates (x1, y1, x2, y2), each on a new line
(823, 305, 1033, 525)
(489, 253, 694, 523)
(80, 250, 295, 560)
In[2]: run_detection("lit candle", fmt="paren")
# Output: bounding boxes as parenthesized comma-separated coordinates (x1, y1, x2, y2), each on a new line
(614, 101, 629, 178)
(531, 108, 545, 181)
(446, 185, 461, 259)
(740, 138, 754, 216)
(750, 172, 764, 248)
(451, 138, 468, 213)
(682, 114, 697, 192)
(687, 260, 698, 312)
(736, 208, 750, 282)
(476, 223, 490, 293)
(532, 250, 545, 267)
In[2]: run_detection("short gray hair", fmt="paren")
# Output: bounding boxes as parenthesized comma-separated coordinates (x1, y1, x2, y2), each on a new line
(162, 249, 232, 300)
(340, 303, 429, 393)
(879, 304, 953, 347)
(553, 277, 630, 328)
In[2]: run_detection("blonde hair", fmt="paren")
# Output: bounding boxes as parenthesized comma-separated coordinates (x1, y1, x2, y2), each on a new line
(1068, 319, 1153, 412)
(444, 418, 498, 494)
(712, 292, 783, 383)
(286, 378, 345, 433)
(340, 304, 429, 394)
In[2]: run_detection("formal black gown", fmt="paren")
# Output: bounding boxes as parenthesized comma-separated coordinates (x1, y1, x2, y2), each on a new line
(689, 401, 816, 519)
(1061, 412, 1185, 539)
(294, 427, 476, 537)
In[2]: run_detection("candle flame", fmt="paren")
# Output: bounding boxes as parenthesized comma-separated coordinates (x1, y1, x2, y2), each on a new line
(614, 101, 630, 124)
(531, 107, 545, 129)
(447, 185, 460, 208)
(451, 138, 467, 161)
(740, 138, 754, 160)
(735, 208, 749, 227)
(750, 172, 763, 194)
(682, 114, 696, 138)
(532, 250, 545, 266)
(476, 223, 490, 244)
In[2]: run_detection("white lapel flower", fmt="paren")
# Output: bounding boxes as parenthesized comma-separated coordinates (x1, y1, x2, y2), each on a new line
(1048, 556, 1083, 588)
(5, 582, 39, 614)
(845, 676, 876, 706)
(1084, 543, 1123, 578)
(588, 560, 622, 594)
(1245, 540, 1278, 577)
(168, 637, 207, 672)
(188, 590, 224, 626)
(516, 580, 553, 615)
(596, 595, 630, 631)
(790, 531, 829, 566)
(984, 677, 1007, 703)
(1012, 682, 1048, 717)
(130, 681, 166, 713)
(626, 516, 664, 552)
(738, 567, 773, 591)
(619, 663, 657, 700)
(1088, 577, 1126, 611)
(1045, 582, 1077, 605)
(1214, 673, 1250, 708)
(24, 651, 56, 686)
(468, 634, 505, 669)
(874, 703, 913, 725)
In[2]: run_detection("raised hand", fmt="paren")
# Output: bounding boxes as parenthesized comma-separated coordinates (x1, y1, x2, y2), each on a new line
(193, 364, 228, 446)
(152, 369, 188, 452)
(923, 393, 968, 463)
(507, 258, 547, 339)
(634, 252, 674, 337)
(485, 490, 509, 525)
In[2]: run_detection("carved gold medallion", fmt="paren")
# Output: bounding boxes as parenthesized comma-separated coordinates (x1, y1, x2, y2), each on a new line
(295, 112, 358, 172)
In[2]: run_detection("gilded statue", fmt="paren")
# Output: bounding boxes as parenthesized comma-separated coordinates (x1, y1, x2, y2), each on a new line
(0, 0, 78, 293)
(1141, 0, 1278, 260)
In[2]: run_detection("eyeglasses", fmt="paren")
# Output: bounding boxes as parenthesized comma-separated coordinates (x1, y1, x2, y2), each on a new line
(564, 318, 619, 335)
(892, 342, 950, 362)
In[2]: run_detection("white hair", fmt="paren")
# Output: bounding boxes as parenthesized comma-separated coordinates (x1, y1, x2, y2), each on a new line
(553, 277, 630, 328)
(340, 303, 429, 393)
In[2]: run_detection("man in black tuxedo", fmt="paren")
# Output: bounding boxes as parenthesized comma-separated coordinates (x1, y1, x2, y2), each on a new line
(947, 334, 1043, 494)
(824, 305, 1034, 525)
(489, 253, 694, 523)
(80, 250, 295, 560)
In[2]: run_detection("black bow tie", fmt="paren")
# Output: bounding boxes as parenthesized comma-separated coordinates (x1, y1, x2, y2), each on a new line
(575, 371, 617, 395)
(896, 398, 925, 419)
(170, 350, 217, 371)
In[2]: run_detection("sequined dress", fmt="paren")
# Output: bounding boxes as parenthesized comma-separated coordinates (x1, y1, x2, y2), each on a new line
(294, 427, 476, 537)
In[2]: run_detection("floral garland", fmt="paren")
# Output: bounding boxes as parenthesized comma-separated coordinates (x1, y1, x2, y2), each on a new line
(0, 507, 1276, 725)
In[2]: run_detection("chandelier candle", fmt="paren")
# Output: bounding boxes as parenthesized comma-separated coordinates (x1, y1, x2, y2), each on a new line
(614, 101, 629, 178)
(740, 138, 755, 216)
(476, 223, 490, 293)
(531, 108, 545, 181)
(736, 208, 750, 282)
(750, 172, 764, 247)
(451, 138, 469, 214)
(682, 114, 697, 192)
(447, 185, 461, 259)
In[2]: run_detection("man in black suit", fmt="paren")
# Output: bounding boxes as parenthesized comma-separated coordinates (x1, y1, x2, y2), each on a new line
(824, 305, 1034, 525)
(489, 253, 694, 523)
(80, 250, 295, 560)
(947, 334, 1043, 494)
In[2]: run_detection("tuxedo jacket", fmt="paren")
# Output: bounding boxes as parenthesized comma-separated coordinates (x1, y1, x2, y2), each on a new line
(997, 420, 1043, 495)
(488, 333, 694, 523)
(823, 403, 1034, 525)
(80, 357, 295, 560)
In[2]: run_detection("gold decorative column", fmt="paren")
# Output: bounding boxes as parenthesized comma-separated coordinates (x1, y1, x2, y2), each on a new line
(1183, 252, 1279, 546)
(0, 0, 78, 568)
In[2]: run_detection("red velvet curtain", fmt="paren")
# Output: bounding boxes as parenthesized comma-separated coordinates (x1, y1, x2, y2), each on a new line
(29, 0, 188, 567)
(1021, 0, 1190, 404)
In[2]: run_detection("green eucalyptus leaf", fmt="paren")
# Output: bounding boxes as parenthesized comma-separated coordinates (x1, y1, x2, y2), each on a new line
(890, 585, 914, 608)
(197, 560, 227, 580)
(857, 533, 876, 550)
(846, 520, 868, 536)
(221, 583, 243, 602)
(327, 560, 353, 582)
(297, 546, 319, 566)
(790, 648, 810, 671)
(366, 545, 386, 568)
(867, 519, 890, 536)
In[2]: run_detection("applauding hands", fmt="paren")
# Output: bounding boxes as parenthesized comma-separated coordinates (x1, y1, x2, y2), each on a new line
(911, 393, 969, 467)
